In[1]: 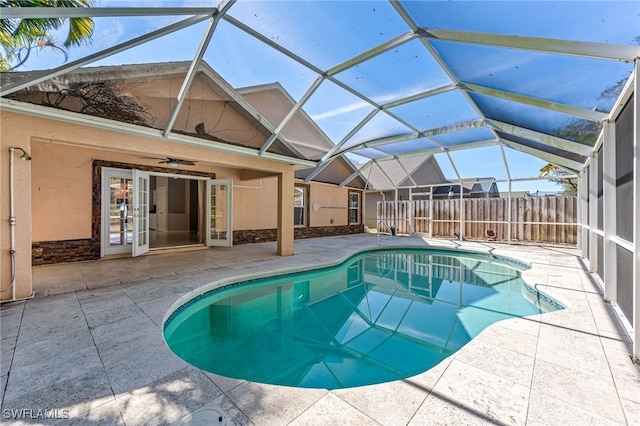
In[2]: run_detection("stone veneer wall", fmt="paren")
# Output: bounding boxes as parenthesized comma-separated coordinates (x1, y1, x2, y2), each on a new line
(234, 224, 365, 245)
(32, 239, 99, 266)
(32, 159, 215, 265)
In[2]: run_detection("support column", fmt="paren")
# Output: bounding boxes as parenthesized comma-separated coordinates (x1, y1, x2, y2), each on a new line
(603, 120, 617, 302)
(507, 180, 512, 244)
(578, 171, 588, 256)
(459, 183, 464, 241)
(428, 187, 433, 239)
(632, 61, 639, 363)
(589, 151, 599, 273)
(277, 168, 294, 256)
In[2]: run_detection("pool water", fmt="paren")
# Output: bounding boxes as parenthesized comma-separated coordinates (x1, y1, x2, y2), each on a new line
(163, 248, 561, 390)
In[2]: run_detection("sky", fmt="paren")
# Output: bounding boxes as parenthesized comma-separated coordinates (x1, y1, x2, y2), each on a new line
(8, 0, 640, 193)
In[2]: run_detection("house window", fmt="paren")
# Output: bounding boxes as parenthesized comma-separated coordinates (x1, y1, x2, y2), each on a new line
(294, 186, 307, 227)
(349, 192, 360, 225)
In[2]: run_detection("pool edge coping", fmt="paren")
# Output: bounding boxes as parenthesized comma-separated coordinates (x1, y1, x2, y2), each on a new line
(161, 243, 564, 337)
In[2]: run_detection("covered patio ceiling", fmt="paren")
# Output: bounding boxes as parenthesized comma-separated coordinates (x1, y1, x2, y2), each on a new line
(1, 1, 639, 189)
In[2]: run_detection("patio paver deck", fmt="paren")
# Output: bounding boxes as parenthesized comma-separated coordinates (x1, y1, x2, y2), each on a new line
(1, 234, 639, 425)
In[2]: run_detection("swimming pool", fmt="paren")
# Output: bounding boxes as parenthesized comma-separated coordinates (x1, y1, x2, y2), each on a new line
(163, 247, 562, 390)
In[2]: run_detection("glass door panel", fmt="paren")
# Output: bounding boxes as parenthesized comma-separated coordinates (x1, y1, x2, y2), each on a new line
(132, 170, 150, 256)
(109, 177, 133, 246)
(102, 168, 134, 257)
(206, 179, 233, 247)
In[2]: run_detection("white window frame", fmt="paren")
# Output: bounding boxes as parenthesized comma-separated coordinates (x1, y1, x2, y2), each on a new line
(349, 191, 361, 225)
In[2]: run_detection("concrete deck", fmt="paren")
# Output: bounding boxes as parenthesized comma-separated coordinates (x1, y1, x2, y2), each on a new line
(1, 234, 639, 425)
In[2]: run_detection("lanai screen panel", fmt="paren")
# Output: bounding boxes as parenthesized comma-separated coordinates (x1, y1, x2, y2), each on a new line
(1, 1, 640, 182)
(402, 1, 640, 43)
(432, 42, 634, 114)
(616, 96, 634, 243)
(596, 149, 604, 282)
(615, 95, 634, 323)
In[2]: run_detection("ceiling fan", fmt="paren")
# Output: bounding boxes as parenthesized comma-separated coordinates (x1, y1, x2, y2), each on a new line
(140, 156, 196, 167)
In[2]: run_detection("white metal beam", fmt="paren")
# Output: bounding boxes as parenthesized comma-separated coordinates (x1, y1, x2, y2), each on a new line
(197, 64, 303, 158)
(487, 119, 594, 157)
(259, 76, 325, 154)
(1, 14, 212, 96)
(304, 157, 335, 182)
(396, 157, 418, 188)
(418, 27, 640, 62)
(333, 119, 485, 157)
(577, 171, 587, 255)
(609, 69, 637, 122)
(320, 109, 379, 162)
(0, 7, 216, 18)
(366, 138, 499, 163)
(500, 139, 585, 171)
(381, 84, 457, 109)
(339, 168, 365, 188)
(463, 82, 608, 122)
(327, 31, 417, 76)
(372, 160, 397, 189)
(222, 14, 323, 75)
(603, 120, 617, 302)
(633, 59, 640, 364)
(588, 153, 599, 274)
(164, 16, 220, 136)
(389, 1, 502, 150)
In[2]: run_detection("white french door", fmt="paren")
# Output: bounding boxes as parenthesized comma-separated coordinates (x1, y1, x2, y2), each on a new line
(101, 168, 133, 256)
(132, 169, 150, 257)
(206, 179, 233, 247)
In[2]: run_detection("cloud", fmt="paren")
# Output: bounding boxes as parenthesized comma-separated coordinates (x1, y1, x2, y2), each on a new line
(310, 100, 369, 121)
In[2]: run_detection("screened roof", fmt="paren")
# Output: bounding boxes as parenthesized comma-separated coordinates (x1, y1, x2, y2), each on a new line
(2, 1, 639, 190)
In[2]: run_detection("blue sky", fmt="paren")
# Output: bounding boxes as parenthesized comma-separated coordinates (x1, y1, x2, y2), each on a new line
(10, 1, 640, 192)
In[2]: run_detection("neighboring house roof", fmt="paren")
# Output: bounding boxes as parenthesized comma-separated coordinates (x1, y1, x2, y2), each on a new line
(361, 155, 447, 190)
(433, 177, 499, 197)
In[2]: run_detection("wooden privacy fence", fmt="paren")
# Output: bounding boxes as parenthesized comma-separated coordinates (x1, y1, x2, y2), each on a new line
(377, 196, 577, 245)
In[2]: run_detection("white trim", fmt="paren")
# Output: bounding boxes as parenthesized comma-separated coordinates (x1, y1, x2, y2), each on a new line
(101, 168, 134, 257)
(419, 27, 640, 61)
(206, 179, 234, 247)
(632, 59, 640, 363)
(1, 7, 217, 18)
(588, 158, 599, 273)
(603, 120, 617, 302)
(611, 236, 633, 253)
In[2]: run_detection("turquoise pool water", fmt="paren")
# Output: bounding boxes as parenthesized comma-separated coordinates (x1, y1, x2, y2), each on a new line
(163, 248, 561, 390)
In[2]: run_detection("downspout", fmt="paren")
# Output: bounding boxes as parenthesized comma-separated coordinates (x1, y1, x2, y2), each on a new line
(2, 147, 33, 303)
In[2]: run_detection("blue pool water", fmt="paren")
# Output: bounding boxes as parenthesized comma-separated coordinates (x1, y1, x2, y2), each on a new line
(163, 248, 561, 390)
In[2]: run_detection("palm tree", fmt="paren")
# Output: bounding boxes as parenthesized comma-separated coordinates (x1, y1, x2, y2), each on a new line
(539, 163, 577, 195)
(1, 0, 95, 71)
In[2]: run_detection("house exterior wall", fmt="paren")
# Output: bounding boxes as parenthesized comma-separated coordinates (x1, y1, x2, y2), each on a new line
(0, 110, 300, 300)
(1, 109, 364, 299)
(0, 117, 32, 300)
(309, 183, 350, 227)
(233, 181, 364, 245)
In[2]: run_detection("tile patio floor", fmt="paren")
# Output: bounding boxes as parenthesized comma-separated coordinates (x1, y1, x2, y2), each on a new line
(1, 234, 639, 425)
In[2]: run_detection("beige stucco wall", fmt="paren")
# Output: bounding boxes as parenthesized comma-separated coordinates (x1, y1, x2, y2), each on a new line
(1, 112, 33, 300)
(1, 95, 363, 299)
(307, 182, 352, 227)
(29, 141, 289, 241)
(1, 110, 300, 300)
